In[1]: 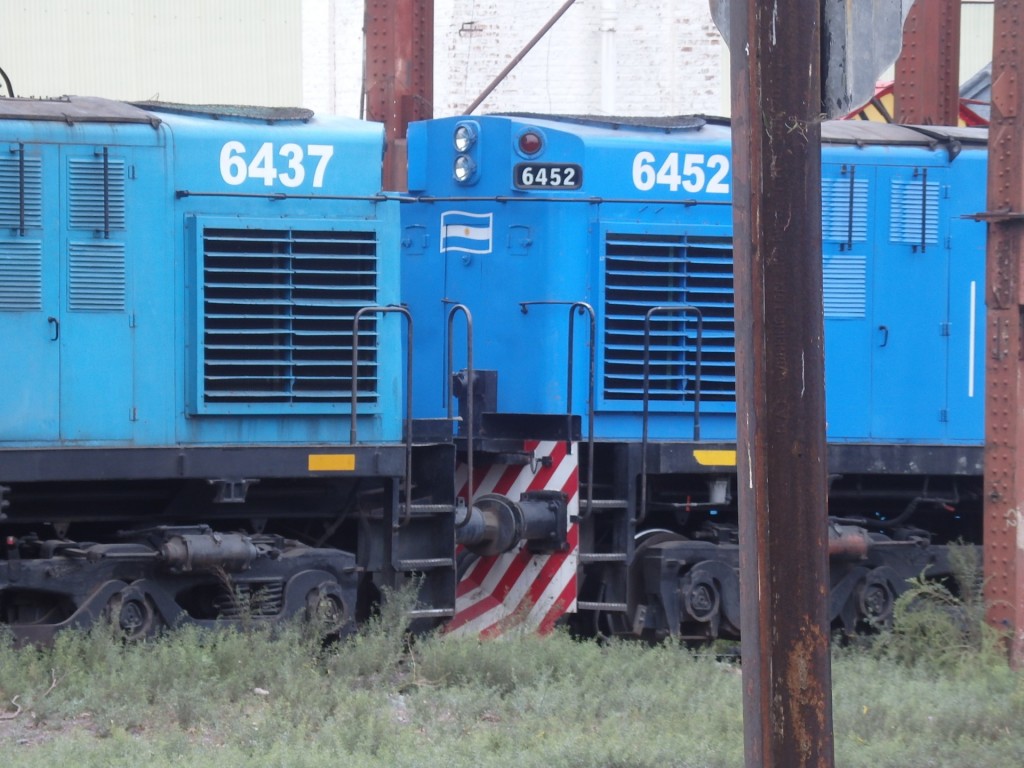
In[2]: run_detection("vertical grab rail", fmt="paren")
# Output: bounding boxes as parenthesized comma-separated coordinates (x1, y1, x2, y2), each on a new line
(446, 303, 476, 521)
(351, 305, 414, 528)
(639, 305, 703, 525)
(519, 300, 596, 520)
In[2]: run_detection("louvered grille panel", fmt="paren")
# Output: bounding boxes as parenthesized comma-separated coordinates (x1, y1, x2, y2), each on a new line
(0, 155, 43, 230)
(821, 176, 868, 244)
(0, 240, 43, 310)
(68, 242, 126, 311)
(603, 233, 735, 403)
(823, 254, 866, 318)
(202, 227, 379, 405)
(68, 156, 126, 231)
(890, 177, 939, 247)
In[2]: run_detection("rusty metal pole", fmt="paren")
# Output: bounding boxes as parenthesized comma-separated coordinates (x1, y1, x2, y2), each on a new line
(729, 1, 835, 765)
(983, 0, 1024, 668)
(894, 0, 961, 125)
(363, 0, 434, 191)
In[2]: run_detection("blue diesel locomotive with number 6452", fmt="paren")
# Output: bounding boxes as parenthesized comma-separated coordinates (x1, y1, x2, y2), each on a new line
(400, 114, 987, 640)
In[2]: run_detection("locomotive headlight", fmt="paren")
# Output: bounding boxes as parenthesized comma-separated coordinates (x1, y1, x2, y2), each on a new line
(453, 154, 477, 183)
(453, 122, 478, 152)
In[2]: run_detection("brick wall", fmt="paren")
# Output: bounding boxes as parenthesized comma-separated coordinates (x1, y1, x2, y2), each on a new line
(303, 0, 729, 118)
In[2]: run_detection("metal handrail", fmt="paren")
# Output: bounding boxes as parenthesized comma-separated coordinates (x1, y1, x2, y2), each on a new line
(639, 305, 703, 525)
(446, 303, 476, 522)
(519, 300, 596, 520)
(351, 305, 414, 528)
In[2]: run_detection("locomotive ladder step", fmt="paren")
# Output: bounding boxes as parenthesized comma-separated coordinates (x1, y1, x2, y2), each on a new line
(581, 499, 629, 512)
(408, 607, 456, 619)
(576, 601, 628, 612)
(578, 552, 629, 564)
(397, 557, 456, 570)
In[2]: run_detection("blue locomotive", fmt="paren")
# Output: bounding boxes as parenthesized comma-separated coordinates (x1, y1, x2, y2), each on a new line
(401, 114, 988, 639)
(0, 98, 992, 643)
(0, 97, 467, 642)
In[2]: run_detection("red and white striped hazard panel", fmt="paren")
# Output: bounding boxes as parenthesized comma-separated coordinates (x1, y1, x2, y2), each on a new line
(446, 439, 579, 637)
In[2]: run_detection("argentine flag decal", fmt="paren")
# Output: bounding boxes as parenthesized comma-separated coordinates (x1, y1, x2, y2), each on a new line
(441, 210, 493, 255)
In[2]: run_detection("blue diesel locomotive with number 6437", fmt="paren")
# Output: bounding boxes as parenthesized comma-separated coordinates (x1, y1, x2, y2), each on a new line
(0, 97, 469, 642)
(0, 98, 990, 643)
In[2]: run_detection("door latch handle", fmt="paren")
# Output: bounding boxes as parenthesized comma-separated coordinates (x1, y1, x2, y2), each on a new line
(48, 316, 59, 341)
(878, 324, 888, 348)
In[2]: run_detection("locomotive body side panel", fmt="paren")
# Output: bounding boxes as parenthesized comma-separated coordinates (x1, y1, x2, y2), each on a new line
(1, 101, 404, 452)
(0, 118, 165, 447)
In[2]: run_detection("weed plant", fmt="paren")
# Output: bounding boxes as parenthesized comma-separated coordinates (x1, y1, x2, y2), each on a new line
(0, 572, 1022, 768)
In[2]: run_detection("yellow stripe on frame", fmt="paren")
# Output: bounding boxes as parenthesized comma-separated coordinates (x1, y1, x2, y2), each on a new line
(693, 449, 737, 467)
(308, 453, 356, 472)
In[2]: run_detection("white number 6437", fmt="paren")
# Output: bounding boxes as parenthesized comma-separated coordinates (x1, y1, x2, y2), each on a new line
(220, 141, 335, 189)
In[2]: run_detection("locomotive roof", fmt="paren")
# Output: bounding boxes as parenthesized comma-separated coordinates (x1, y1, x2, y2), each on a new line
(0, 96, 316, 126)
(498, 113, 713, 131)
(821, 121, 987, 147)
(491, 112, 988, 148)
(0, 95, 161, 125)
(132, 101, 314, 123)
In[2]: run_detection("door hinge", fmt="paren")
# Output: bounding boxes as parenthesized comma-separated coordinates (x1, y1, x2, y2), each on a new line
(939, 409, 949, 423)
(940, 322, 951, 336)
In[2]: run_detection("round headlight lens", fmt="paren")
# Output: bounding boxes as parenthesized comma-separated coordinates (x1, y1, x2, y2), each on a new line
(454, 154, 477, 183)
(454, 123, 477, 152)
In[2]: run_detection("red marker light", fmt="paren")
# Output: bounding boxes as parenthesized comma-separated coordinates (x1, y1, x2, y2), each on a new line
(6, 536, 15, 547)
(518, 131, 542, 155)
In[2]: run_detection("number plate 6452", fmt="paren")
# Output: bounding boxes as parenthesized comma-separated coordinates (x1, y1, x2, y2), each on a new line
(513, 163, 582, 189)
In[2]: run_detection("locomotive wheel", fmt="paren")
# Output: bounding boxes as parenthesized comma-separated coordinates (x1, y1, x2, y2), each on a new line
(107, 586, 159, 641)
(682, 568, 721, 624)
(625, 530, 689, 639)
(305, 582, 351, 637)
(856, 569, 896, 628)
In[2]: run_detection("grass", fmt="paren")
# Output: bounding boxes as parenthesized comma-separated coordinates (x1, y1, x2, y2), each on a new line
(1, 574, 1022, 768)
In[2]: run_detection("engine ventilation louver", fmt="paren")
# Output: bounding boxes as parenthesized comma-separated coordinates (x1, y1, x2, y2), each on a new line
(823, 254, 866, 318)
(602, 233, 735, 403)
(68, 156, 126, 232)
(0, 154, 43, 231)
(0, 240, 43, 310)
(890, 176, 939, 248)
(202, 227, 379, 406)
(821, 176, 868, 246)
(68, 242, 126, 311)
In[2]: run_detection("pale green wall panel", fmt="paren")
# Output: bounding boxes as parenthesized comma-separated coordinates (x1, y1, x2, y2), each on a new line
(0, 0, 302, 105)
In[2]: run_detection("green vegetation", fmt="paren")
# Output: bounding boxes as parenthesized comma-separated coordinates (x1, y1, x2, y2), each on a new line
(1, 573, 1022, 768)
